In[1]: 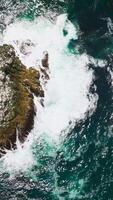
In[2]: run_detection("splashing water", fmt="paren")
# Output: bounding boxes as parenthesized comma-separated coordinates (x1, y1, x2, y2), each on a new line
(0, 14, 97, 174)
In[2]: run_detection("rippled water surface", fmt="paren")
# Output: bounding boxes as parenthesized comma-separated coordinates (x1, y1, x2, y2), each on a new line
(0, 1, 113, 199)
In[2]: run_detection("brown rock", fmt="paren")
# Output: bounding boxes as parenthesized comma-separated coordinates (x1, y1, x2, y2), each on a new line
(0, 44, 44, 154)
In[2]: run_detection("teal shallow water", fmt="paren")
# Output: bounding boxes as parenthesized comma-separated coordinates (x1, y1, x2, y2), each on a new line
(0, 1, 113, 200)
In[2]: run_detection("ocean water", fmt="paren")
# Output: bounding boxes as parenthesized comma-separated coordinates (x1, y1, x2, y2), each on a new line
(0, 1, 113, 199)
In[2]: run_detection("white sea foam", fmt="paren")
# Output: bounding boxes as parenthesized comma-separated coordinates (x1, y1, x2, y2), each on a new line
(0, 14, 97, 174)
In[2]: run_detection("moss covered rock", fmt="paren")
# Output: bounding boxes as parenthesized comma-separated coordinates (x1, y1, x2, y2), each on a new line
(0, 44, 44, 153)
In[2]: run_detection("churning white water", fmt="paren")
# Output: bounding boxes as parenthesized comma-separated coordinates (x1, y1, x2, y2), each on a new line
(0, 14, 97, 174)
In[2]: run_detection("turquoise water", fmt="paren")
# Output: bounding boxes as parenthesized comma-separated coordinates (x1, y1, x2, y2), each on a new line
(0, 1, 113, 199)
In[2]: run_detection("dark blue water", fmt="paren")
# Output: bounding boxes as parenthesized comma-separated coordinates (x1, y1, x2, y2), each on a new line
(0, 0, 113, 199)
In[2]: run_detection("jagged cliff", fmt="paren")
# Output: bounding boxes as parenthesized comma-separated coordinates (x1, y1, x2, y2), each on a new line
(0, 44, 44, 153)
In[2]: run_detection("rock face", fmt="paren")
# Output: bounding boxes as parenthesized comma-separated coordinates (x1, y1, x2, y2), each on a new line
(0, 44, 44, 153)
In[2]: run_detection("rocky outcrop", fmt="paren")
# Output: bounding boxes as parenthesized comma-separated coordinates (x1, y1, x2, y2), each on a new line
(0, 44, 44, 153)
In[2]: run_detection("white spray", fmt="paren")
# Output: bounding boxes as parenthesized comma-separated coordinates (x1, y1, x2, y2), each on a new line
(0, 14, 97, 174)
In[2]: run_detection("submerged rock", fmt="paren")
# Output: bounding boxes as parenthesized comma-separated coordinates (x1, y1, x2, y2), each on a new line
(20, 39, 35, 55)
(0, 44, 44, 153)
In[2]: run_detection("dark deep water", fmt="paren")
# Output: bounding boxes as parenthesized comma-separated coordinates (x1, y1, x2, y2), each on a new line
(0, 0, 113, 199)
